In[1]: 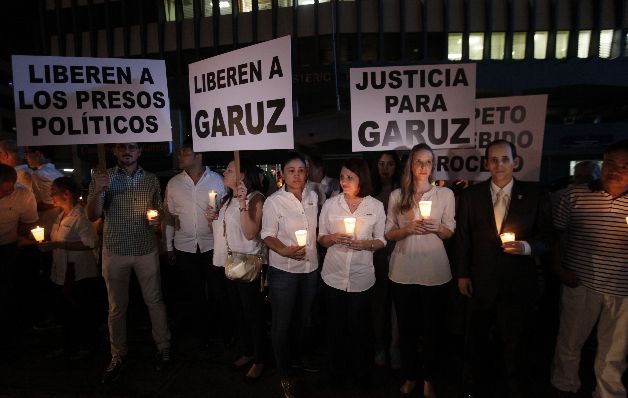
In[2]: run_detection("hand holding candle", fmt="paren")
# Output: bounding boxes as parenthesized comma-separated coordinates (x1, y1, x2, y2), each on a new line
(295, 229, 308, 246)
(31, 226, 45, 242)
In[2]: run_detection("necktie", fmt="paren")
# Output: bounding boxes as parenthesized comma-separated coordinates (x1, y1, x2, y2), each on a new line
(494, 189, 507, 232)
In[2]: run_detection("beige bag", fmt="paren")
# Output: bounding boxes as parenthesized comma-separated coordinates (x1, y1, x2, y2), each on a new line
(222, 193, 263, 282)
(224, 250, 263, 282)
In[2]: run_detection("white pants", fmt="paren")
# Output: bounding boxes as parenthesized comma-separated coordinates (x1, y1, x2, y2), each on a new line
(102, 248, 171, 358)
(551, 285, 628, 398)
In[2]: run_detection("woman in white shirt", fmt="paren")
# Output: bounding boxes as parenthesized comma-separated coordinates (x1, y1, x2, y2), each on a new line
(38, 177, 101, 358)
(210, 158, 268, 381)
(318, 158, 386, 388)
(384, 144, 456, 397)
(260, 152, 319, 398)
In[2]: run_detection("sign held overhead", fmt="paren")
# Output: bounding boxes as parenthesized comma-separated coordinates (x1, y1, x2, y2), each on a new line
(350, 64, 477, 152)
(188, 36, 294, 152)
(12, 55, 172, 146)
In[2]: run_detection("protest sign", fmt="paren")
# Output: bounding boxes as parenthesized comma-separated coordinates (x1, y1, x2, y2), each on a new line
(12, 55, 172, 146)
(433, 94, 548, 181)
(189, 36, 293, 152)
(350, 64, 476, 152)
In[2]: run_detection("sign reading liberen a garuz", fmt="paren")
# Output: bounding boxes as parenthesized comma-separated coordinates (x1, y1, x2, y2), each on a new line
(188, 36, 293, 152)
(12, 55, 172, 146)
(350, 64, 476, 152)
(433, 95, 548, 182)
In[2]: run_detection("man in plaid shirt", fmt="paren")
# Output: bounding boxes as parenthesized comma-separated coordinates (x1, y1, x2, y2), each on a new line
(86, 142, 171, 384)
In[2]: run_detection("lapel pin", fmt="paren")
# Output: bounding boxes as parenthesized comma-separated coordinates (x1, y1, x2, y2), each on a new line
(517, 194, 523, 200)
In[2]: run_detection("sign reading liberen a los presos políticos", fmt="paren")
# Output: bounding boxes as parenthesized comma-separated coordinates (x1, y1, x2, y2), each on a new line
(350, 64, 476, 152)
(433, 95, 548, 182)
(188, 36, 293, 152)
(12, 55, 172, 146)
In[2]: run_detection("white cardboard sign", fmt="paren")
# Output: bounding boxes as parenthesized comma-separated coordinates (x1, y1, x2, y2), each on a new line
(433, 95, 548, 182)
(188, 36, 293, 152)
(12, 55, 172, 146)
(350, 63, 476, 152)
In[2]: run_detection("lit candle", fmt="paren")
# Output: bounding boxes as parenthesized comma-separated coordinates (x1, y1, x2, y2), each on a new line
(500, 232, 516, 244)
(146, 209, 159, 221)
(31, 226, 45, 242)
(419, 201, 432, 218)
(295, 229, 307, 246)
(208, 190, 217, 208)
(344, 217, 356, 235)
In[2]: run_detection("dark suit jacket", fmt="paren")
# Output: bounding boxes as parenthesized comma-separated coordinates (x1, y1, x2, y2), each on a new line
(453, 178, 552, 303)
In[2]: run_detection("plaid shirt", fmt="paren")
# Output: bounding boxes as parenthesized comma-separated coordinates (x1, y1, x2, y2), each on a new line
(88, 166, 162, 256)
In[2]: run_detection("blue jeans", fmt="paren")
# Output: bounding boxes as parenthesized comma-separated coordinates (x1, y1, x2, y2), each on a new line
(268, 267, 318, 378)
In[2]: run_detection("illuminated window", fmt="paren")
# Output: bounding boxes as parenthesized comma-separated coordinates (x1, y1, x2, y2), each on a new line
(298, 0, 330, 4)
(164, 0, 176, 21)
(599, 29, 613, 58)
(448, 33, 463, 61)
(512, 32, 526, 59)
(578, 30, 591, 58)
(534, 31, 548, 59)
(469, 33, 484, 60)
(491, 32, 505, 60)
(556, 31, 569, 59)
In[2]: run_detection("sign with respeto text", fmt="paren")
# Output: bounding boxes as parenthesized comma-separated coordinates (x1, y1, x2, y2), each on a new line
(433, 95, 548, 182)
(188, 36, 293, 152)
(12, 55, 172, 146)
(350, 64, 476, 152)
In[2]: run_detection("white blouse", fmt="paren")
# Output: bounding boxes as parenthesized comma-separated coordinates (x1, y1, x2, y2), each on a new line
(213, 192, 265, 268)
(385, 186, 456, 286)
(49, 204, 99, 285)
(260, 186, 319, 274)
(319, 194, 386, 292)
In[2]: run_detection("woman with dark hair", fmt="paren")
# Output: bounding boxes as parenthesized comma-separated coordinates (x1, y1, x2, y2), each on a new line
(210, 158, 269, 380)
(370, 151, 402, 367)
(318, 158, 386, 388)
(260, 152, 319, 398)
(37, 176, 102, 358)
(384, 144, 456, 397)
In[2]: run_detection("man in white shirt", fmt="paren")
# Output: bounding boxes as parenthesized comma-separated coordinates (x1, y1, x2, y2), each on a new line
(24, 146, 63, 240)
(164, 139, 226, 344)
(0, 139, 32, 191)
(0, 164, 38, 346)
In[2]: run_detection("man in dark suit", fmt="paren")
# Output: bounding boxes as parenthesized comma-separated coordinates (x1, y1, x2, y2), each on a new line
(454, 140, 552, 398)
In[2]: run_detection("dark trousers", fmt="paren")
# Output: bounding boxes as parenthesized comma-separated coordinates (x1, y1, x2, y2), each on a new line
(227, 276, 269, 364)
(268, 267, 318, 378)
(53, 276, 106, 352)
(323, 282, 372, 380)
(173, 248, 212, 341)
(0, 243, 17, 343)
(464, 278, 537, 397)
(391, 281, 448, 382)
(371, 249, 391, 351)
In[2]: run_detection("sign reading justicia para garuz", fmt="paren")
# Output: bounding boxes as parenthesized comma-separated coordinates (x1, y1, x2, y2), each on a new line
(350, 64, 476, 152)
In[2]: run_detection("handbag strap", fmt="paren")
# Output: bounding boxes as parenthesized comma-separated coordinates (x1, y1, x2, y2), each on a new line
(223, 191, 264, 255)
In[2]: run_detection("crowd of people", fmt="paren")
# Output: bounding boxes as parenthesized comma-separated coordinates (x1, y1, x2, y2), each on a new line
(0, 137, 626, 398)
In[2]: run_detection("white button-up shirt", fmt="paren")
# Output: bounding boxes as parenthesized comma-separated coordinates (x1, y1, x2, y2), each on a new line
(164, 167, 226, 253)
(319, 194, 386, 292)
(49, 204, 99, 285)
(261, 186, 319, 273)
(0, 185, 38, 245)
(31, 163, 63, 205)
(386, 186, 456, 286)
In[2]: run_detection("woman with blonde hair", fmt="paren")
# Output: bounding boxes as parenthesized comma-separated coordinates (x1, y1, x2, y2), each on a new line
(384, 143, 456, 397)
